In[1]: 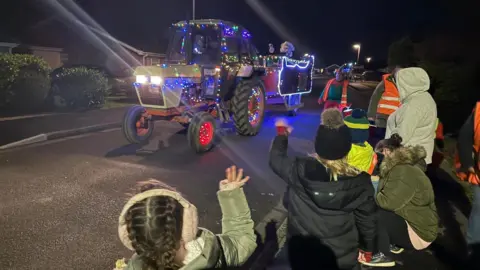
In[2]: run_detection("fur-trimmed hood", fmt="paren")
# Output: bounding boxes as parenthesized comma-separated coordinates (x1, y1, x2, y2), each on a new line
(380, 145, 427, 177)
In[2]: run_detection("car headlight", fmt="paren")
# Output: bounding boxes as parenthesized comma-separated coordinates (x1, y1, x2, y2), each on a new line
(150, 76, 162, 85)
(136, 75, 147, 84)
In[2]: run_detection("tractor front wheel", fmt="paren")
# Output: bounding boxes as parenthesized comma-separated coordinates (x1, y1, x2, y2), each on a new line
(231, 78, 266, 136)
(122, 105, 154, 144)
(187, 112, 216, 153)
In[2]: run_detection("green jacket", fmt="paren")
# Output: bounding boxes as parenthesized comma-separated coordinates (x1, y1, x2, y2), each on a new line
(125, 188, 257, 270)
(376, 145, 438, 242)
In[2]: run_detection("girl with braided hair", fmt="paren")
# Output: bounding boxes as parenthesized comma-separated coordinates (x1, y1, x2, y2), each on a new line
(116, 166, 256, 270)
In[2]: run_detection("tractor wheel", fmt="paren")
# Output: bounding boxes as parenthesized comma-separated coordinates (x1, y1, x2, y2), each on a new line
(231, 78, 266, 136)
(122, 105, 154, 144)
(187, 112, 216, 153)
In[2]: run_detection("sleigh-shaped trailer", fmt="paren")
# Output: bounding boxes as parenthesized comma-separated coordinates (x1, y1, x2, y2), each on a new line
(260, 54, 314, 116)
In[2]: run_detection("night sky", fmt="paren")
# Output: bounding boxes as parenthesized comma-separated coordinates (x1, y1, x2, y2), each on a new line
(1, 0, 474, 66)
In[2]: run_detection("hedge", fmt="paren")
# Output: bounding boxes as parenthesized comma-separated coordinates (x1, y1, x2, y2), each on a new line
(50, 66, 109, 109)
(0, 54, 51, 110)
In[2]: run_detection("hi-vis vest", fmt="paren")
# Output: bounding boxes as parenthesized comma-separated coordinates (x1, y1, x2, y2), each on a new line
(346, 144, 378, 175)
(321, 78, 348, 105)
(377, 74, 401, 115)
(454, 102, 480, 185)
(435, 118, 444, 140)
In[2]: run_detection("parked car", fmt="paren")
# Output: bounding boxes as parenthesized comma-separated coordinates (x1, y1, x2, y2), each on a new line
(51, 65, 135, 97)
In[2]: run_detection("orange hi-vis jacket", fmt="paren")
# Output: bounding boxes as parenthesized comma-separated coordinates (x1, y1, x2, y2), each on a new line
(377, 74, 401, 115)
(435, 118, 444, 140)
(320, 78, 349, 106)
(455, 102, 480, 185)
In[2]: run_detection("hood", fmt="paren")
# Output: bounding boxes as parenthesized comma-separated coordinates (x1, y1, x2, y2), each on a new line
(380, 145, 427, 176)
(297, 158, 371, 211)
(395, 67, 430, 102)
(133, 64, 202, 78)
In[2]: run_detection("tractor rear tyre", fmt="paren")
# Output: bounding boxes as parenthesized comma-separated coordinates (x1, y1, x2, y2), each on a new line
(187, 112, 216, 153)
(122, 105, 154, 144)
(231, 78, 266, 136)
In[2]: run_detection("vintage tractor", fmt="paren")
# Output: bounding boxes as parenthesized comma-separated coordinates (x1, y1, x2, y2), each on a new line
(122, 19, 314, 153)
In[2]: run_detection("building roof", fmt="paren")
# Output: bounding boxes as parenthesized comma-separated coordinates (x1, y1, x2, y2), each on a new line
(0, 42, 19, 48)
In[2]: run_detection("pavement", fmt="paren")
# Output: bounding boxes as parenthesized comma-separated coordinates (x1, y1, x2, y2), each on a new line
(0, 79, 470, 270)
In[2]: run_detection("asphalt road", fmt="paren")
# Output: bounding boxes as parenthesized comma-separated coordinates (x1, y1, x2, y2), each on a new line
(0, 79, 376, 270)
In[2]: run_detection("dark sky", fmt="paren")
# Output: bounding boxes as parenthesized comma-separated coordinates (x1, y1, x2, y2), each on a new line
(1, 0, 472, 66)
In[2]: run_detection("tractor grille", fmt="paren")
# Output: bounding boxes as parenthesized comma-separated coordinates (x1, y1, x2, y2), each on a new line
(137, 85, 165, 106)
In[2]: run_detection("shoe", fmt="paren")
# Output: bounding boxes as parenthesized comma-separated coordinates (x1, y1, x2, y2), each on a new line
(360, 252, 395, 267)
(390, 244, 404, 254)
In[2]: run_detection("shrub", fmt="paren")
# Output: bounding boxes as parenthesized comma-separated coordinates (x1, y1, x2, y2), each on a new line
(0, 54, 51, 110)
(51, 66, 109, 109)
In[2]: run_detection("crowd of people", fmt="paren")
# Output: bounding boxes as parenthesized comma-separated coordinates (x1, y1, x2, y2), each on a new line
(111, 65, 478, 270)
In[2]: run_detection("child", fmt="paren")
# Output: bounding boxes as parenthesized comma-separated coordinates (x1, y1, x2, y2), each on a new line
(344, 109, 378, 175)
(270, 109, 376, 270)
(115, 166, 256, 270)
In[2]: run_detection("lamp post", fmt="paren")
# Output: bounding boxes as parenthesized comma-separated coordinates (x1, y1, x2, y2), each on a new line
(366, 57, 372, 63)
(353, 44, 361, 64)
(192, 0, 196, 20)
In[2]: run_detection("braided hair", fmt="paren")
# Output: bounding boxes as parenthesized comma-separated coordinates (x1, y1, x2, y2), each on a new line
(125, 194, 184, 270)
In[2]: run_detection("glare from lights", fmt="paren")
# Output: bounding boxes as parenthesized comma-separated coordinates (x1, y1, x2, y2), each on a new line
(150, 76, 162, 85)
(353, 44, 361, 49)
(366, 57, 372, 62)
(136, 75, 147, 84)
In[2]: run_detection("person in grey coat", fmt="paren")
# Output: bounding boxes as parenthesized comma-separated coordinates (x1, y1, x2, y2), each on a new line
(385, 67, 437, 165)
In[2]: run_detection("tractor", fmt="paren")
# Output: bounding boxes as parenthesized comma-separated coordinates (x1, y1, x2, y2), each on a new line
(122, 19, 314, 153)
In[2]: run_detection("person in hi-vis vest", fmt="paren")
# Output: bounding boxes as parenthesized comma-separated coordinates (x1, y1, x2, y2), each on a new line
(455, 101, 480, 259)
(318, 69, 349, 110)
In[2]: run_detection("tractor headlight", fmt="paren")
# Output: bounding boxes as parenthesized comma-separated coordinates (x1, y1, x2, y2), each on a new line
(136, 75, 147, 84)
(150, 76, 162, 85)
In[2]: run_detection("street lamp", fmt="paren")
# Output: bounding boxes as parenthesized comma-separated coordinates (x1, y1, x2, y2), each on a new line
(366, 57, 372, 63)
(353, 44, 361, 64)
(193, 0, 196, 20)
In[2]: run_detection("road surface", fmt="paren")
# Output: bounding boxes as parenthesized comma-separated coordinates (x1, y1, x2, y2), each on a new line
(0, 79, 380, 269)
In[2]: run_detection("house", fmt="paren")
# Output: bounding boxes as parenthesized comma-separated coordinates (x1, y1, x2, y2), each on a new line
(86, 27, 166, 76)
(324, 64, 340, 75)
(0, 42, 68, 69)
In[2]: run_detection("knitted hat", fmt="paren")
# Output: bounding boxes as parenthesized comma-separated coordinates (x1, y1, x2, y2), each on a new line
(315, 108, 352, 160)
(344, 109, 370, 144)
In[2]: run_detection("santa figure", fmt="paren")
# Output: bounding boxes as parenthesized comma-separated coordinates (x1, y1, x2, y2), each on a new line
(280, 41, 295, 58)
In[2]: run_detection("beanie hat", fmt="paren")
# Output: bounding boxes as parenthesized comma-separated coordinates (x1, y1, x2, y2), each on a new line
(344, 109, 370, 144)
(315, 108, 352, 160)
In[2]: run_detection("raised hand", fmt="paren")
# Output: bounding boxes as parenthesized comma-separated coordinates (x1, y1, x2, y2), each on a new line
(219, 165, 250, 191)
(275, 118, 293, 135)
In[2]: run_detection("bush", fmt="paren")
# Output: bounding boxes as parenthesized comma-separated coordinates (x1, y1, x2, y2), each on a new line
(0, 54, 51, 110)
(51, 66, 109, 109)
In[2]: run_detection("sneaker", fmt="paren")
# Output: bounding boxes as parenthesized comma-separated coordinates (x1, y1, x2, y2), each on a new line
(360, 252, 395, 267)
(390, 244, 404, 254)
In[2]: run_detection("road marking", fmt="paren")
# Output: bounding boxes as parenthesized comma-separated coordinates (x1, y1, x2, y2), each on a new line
(0, 134, 48, 150)
(0, 113, 68, 122)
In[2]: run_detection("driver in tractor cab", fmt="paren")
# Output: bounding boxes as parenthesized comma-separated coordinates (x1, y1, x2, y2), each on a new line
(318, 68, 349, 111)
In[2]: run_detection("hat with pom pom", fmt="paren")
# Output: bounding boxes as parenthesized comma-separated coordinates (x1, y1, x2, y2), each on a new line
(315, 108, 352, 160)
(344, 108, 370, 144)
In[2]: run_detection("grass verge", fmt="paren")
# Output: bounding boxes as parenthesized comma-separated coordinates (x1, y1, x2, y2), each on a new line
(102, 96, 137, 110)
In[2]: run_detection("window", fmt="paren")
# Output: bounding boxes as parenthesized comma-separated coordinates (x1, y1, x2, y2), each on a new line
(224, 37, 239, 63)
(240, 39, 249, 55)
(150, 58, 161, 66)
(168, 30, 187, 62)
(191, 28, 221, 64)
